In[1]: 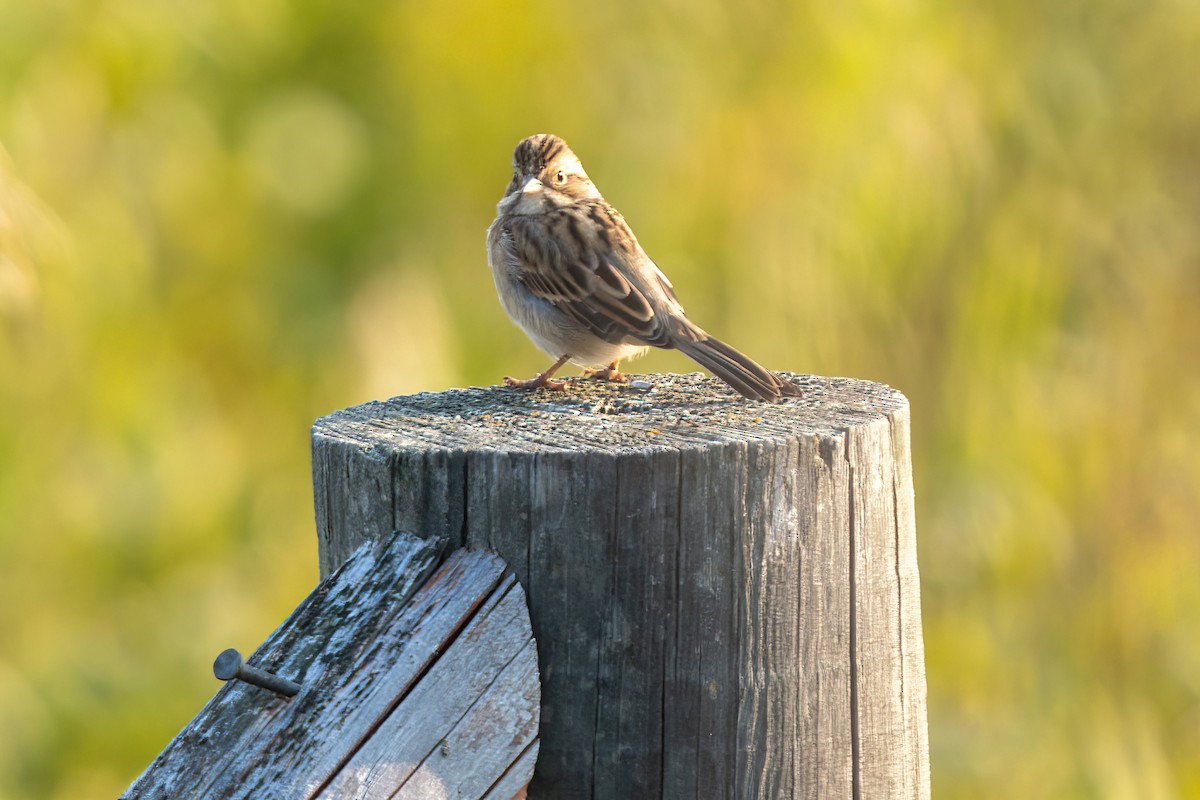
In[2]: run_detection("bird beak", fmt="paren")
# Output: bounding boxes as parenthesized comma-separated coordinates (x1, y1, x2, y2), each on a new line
(520, 176, 544, 194)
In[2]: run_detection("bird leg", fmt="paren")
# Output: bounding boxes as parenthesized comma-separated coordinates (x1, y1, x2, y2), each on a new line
(582, 360, 628, 383)
(505, 354, 573, 391)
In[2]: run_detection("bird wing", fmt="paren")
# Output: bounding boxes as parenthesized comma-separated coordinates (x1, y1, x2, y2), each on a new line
(510, 203, 680, 348)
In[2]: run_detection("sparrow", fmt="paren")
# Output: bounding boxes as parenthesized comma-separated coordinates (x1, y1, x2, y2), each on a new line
(486, 133, 802, 402)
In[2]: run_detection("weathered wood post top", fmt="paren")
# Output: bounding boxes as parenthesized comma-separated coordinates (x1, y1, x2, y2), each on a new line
(312, 372, 930, 799)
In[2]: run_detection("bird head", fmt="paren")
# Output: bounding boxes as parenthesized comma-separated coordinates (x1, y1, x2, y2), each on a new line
(502, 134, 601, 212)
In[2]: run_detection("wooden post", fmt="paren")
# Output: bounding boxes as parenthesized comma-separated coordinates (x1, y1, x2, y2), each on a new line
(312, 373, 930, 799)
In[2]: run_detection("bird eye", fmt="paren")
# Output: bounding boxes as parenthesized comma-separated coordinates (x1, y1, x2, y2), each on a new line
(554, 170, 567, 185)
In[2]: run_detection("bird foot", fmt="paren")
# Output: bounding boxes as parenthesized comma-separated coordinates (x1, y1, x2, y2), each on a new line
(777, 376, 804, 398)
(504, 354, 573, 391)
(582, 363, 628, 383)
(504, 375, 569, 391)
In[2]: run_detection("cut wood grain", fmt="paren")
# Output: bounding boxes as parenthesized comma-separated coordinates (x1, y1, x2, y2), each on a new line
(311, 372, 930, 799)
(122, 532, 539, 800)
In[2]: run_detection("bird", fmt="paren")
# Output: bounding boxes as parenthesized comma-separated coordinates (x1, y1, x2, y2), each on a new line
(486, 133, 802, 402)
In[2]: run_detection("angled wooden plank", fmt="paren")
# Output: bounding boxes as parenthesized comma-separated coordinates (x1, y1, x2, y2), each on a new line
(123, 532, 447, 800)
(122, 532, 539, 800)
(243, 549, 508, 798)
(393, 638, 540, 800)
(318, 575, 536, 798)
(481, 739, 540, 800)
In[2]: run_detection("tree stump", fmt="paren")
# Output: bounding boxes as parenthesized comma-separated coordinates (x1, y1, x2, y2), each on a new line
(311, 372, 930, 799)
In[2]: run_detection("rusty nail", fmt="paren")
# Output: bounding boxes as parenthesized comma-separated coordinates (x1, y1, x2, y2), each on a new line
(213, 649, 300, 698)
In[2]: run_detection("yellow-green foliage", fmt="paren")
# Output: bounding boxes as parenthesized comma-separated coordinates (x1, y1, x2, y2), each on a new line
(1, 1, 1198, 797)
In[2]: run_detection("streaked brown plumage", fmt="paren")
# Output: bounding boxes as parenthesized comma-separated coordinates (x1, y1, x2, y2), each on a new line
(486, 133, 802, 402)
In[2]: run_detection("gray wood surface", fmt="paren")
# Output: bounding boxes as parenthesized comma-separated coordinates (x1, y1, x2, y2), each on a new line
(122, 531, 540, 799)
(311, 372, 930, 799)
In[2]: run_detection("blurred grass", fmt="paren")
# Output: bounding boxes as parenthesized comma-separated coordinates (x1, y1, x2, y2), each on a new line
(1, 0, 1198, 797)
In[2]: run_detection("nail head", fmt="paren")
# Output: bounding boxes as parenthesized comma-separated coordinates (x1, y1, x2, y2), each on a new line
(213, 648, 244, 681)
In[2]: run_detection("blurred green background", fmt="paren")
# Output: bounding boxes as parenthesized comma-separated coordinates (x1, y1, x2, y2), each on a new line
(1, 0, 1198, 797)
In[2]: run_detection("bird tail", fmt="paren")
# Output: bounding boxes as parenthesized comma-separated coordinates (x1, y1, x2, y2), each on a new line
(670, 320, 802, 402)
